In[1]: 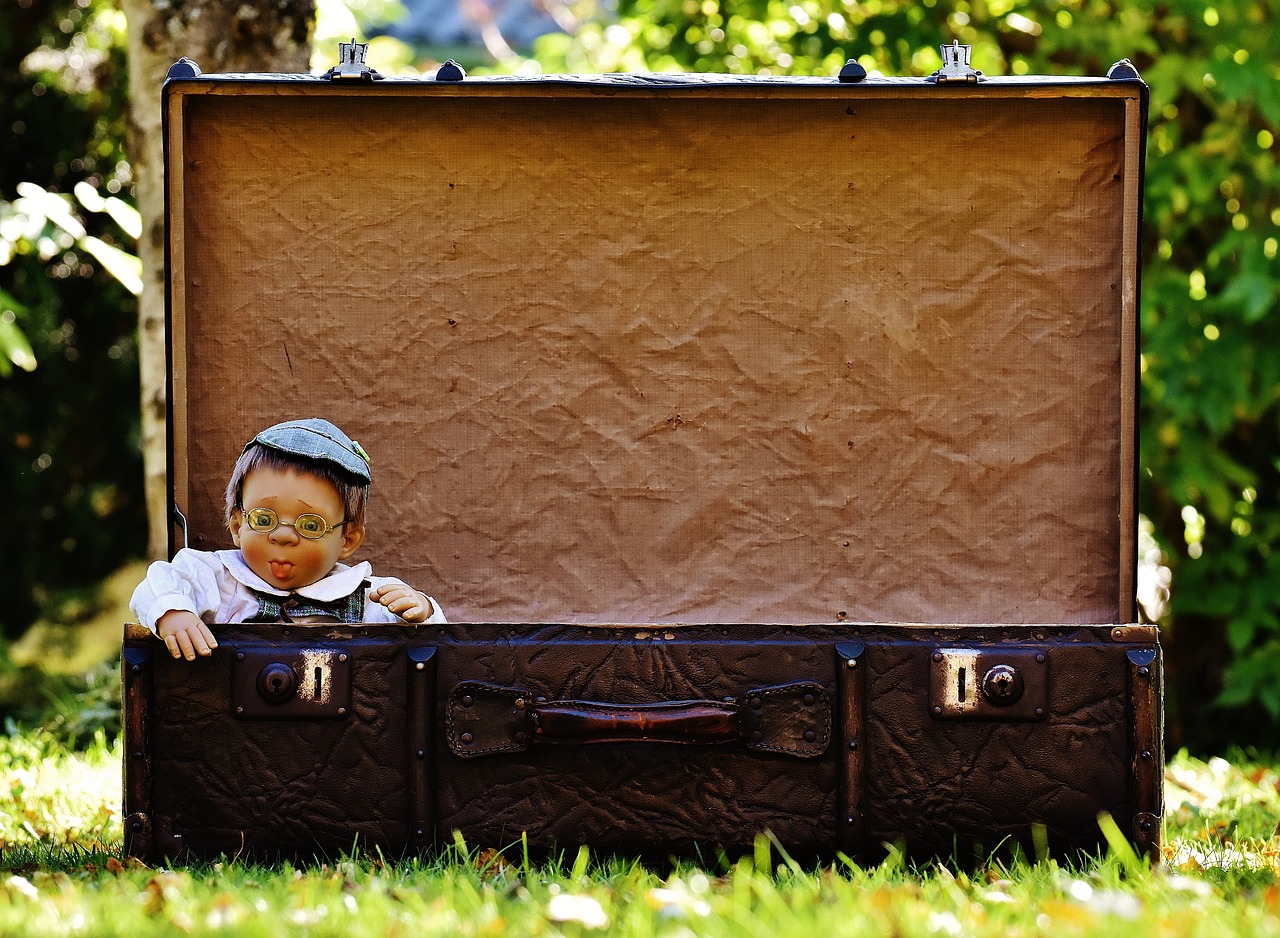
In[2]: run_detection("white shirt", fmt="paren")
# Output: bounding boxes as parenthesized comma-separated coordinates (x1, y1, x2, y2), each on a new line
(130, 548, 447, 633)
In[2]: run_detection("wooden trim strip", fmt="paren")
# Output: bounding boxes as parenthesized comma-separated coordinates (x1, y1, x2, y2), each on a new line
(835, 640, 866, 859)
(1118, 94, 1144, 621)
(1127, 646, 1164, 860)
(122, 640, 154, 862)
(407, 646, 437, 852)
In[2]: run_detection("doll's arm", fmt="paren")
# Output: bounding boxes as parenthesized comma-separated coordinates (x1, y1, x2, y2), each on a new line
(156, 610, 219, 661)
(367, 579, 446, 624)
(130, 550, 223, 659)
(368, 581, 434, 623)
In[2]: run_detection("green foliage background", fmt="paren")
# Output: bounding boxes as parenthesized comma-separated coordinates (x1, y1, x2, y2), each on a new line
(3, 0, 1279, 752)
(0, 0, 145, 646)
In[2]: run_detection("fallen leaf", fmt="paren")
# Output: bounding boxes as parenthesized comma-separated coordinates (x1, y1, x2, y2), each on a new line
(547, 893, 608, 929)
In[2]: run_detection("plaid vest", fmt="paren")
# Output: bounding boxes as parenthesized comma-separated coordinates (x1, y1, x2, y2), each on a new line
(245, 580, 369, 624)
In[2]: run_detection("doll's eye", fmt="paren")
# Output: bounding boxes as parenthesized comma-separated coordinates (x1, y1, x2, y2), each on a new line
(245, 508, 278, 532)
(294, 514, 328, 537)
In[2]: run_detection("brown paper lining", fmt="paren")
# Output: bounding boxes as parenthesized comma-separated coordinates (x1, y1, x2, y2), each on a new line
(169, 85, 1133, 625)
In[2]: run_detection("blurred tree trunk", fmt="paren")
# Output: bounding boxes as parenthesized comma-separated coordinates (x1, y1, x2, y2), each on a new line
(122, 0, 316, 560)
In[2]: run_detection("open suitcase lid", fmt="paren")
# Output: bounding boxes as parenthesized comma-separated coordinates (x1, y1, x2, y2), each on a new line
(161, 49, 1146, 627)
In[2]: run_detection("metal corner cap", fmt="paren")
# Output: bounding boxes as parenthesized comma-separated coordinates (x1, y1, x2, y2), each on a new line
(167, 57, 202, 80)
(1107, 58, 1142, 81)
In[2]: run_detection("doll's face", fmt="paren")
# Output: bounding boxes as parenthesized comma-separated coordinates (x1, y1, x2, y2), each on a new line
(229, 465, 364, 590)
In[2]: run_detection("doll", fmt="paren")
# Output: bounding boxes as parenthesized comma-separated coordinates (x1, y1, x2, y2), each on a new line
(130, 418, 446, 660)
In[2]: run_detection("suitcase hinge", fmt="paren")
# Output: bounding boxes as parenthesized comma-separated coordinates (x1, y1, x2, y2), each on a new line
(324, 39, 383, 82)
(928, 41, 983, 84)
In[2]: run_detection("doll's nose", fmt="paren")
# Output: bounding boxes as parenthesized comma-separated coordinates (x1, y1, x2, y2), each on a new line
(269, 522, 299, 544)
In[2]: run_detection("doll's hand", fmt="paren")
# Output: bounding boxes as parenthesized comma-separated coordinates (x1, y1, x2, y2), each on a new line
(369, 583, 434, 623)
(157, 610, 218, 661)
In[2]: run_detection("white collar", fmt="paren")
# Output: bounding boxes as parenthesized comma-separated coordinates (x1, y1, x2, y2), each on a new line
(215, 550, 373, 601)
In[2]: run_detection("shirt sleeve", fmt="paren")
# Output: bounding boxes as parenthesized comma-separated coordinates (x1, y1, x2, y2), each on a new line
(363, 576, 448, 624)
(129, 549, 225, 634)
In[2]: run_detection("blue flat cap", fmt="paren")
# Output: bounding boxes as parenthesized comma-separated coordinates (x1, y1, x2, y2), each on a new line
(249, 418, 371, 483)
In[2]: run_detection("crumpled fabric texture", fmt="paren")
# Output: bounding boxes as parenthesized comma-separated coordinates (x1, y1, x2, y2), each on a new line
(172, 88, 1132, 627)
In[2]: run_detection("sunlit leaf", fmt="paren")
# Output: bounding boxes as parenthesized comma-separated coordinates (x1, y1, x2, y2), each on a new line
(79, 235, 142, 295)
(0, 314, 37, 376)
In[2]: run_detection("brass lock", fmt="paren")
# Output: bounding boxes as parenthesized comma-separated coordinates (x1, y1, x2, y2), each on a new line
(256, 662, 298, 703)
(232, 645, 353, 719)
(929, 648, 1047, 721)
(980, 664, 1023, 706)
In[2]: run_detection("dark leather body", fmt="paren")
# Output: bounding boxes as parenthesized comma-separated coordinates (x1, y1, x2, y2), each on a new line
(123, 622, 1162, 864)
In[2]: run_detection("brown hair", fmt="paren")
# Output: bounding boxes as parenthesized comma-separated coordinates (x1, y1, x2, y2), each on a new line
(224, 444, 369, 529)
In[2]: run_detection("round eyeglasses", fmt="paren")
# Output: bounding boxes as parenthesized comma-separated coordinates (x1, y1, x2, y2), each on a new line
(242, 507, 347, 540)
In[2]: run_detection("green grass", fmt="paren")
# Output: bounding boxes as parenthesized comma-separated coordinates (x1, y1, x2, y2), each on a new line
(1, 732, 1278, 937)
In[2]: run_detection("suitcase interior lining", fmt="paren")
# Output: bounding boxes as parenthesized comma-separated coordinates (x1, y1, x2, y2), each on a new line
(167, 88, 1134, 626)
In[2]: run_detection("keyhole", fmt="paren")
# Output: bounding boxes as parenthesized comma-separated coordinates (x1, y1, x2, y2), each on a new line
(255, 662, 298, 703)
(981, 664, 1024, 706)
(957, 667, 967, 703)
(314, 666, 324, 698)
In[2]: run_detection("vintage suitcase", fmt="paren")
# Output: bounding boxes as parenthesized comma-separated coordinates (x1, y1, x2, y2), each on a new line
(123, 43, 1161, 865)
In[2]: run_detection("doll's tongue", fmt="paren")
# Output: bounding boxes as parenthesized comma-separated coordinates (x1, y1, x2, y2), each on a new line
(270, 561, 293, 581)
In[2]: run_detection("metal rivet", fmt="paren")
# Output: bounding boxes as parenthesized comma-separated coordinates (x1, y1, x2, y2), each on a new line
(1036, 653, 1045, 663)
(337, 707, 347, 716)
(339, 653, 348, 663)
(933, 706, 942, 715)
(133, 750, 144, 760)
(515, 698, 526, 710)
(236, 706, 244, 715)
(132, 820, 142, 832)
(416, 827, 425, 837)
(848, 740, 858, 751)
(131, 664, 141, 675)
(932, 652, 943, 662)
(1141, 749, 1151, 759)
(236, 652, 245, 661)
(461, 695, 474, 708)
(461, 732, 474, 744)
(1140, 819, 1153, 831)
(514, 731, 527, 742)
(802, 693, 815, 706)
(846, 815, 857, 825)
(751, 731, 764, 743)
(1138, 666, 1150, 677)
(1035, 707, 1044, 717)
(750, 697, 763, 710)
(416, 749, 425, 759)
(803, 730, 816, 743)
(415, 662, 425, 671)
(846, 658, 858, 669)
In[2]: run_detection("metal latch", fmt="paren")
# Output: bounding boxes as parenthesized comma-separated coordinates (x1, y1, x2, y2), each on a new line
(929, 647, 1048, 720)
(323, 39, 383, 81)
(231, 645, 352, 719)
(928, 41, 984, 84)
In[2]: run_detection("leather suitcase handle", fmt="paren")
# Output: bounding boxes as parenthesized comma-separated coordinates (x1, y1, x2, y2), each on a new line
(446, 680, 831, 759)
(531, 699, 738, 744)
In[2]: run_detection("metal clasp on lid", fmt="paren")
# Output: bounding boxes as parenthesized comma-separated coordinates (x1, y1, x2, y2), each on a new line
(324, 38, 383, 81)
(929, 40, 983, 83)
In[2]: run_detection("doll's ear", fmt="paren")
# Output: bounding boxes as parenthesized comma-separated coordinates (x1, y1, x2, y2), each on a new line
(338, 521, 365, 560)
(228, 509, 243, 548)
